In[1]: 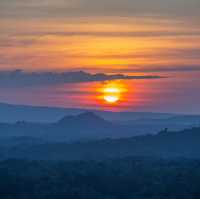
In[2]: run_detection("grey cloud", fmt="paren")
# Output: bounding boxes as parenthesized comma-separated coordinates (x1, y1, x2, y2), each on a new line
(0, 70, 163, 87)
(19, 30, 200, 38)
(97, 48, 200, 60)
(0, 37, 38, 48)
(0, 0, 199, 20)
(45, 48, 200, 60)
(114, 65, 200, 73)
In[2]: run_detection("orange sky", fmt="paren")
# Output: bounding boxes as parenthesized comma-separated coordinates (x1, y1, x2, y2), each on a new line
(0, 16, 200, 73)
(0, 0, 200, 113)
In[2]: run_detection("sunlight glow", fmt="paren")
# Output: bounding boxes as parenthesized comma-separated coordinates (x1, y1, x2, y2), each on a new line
(103, 87, 120, 94)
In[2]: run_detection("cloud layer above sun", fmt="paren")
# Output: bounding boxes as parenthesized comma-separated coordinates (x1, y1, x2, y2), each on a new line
(0, 0, 200, 73)
(0, 0, 200, 20)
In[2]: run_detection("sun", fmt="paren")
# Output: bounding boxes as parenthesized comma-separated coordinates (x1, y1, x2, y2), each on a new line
(103, 95, 119, 103)
(103, 85, 121, 104)
(98, 81, 127, 105)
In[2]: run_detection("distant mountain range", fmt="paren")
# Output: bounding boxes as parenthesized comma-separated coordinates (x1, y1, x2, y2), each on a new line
(0, 102, 176, 123)
(0, 103, 200, 160)
(0, 112, 145, 141)
(0, 108, 200, 141)
(1, 102, 200, 134)
(1, 127, 200, 160)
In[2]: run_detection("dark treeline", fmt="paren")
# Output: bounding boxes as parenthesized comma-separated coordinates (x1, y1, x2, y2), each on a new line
(0, 158, 200, 199)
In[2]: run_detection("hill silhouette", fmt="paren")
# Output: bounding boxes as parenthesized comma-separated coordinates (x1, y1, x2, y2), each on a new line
(58, 112, 110, 126)
(0, 102, 175, 122)
(0, 112, 141, 141)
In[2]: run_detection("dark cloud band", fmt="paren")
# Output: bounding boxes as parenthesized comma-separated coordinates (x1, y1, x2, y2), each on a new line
(0, 70, 163, 87)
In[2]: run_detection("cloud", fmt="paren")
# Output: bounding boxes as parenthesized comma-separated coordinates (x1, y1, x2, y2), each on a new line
(0, 0, 199, 21)
(114, 65, 200, 73)
(0, 70, 163, 87)
(19, 30, 200, 38)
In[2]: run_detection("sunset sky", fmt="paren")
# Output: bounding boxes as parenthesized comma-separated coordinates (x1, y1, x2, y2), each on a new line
(0, 0, 200, 113)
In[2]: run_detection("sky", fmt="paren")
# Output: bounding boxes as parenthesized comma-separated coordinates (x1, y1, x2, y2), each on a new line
(0, 0, 200, 113)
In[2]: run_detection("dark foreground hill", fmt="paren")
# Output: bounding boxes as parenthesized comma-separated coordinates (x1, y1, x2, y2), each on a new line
(1, 127, 200, 160)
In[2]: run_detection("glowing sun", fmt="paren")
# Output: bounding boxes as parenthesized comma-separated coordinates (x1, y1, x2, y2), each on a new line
(104, 95, 119, 103)
(103, 86, 121, 104)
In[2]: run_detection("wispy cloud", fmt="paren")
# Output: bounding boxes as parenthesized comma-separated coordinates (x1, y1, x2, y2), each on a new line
(113, 65, 200, 73)
(0, 0, 199, 73)
(0, 0, 199, 21)
(18, 30, 200, 38)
